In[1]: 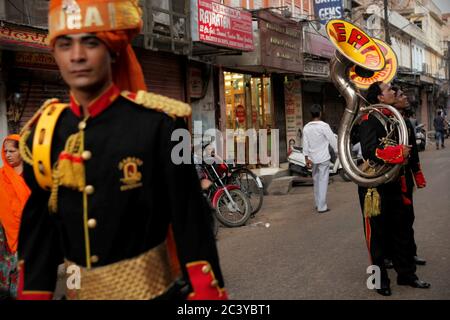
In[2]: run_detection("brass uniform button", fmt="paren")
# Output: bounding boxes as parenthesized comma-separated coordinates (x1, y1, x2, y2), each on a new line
(81, 150, 92, 160)
(202, 265, 211, 274)
(78, 121, 87, 130)
(87, 219, 97, 229)
(84, 185, 95, 195)
(90, 255, 99, 264)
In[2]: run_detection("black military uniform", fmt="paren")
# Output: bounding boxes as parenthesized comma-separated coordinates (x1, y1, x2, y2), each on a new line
(402, 117, 426, 259)
(358, 111, 418, 290)
(18, 85, 226, 300)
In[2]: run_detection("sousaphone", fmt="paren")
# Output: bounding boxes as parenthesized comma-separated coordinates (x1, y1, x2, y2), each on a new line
(325, 19, 408, 188)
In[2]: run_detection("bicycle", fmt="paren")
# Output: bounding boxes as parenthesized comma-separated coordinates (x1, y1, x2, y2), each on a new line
(228, 165, 264, 216)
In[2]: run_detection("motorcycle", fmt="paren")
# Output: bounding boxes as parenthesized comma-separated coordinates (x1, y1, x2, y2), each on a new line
(287, 135, 361, 182)
(415, 124, 426, 152)
(287, 146, 352, 181)
(199, 139, 264, 216)
(194, 144, 252, 228)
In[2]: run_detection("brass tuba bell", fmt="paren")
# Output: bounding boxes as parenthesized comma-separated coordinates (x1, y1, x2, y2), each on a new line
(325, 19, 408, 188)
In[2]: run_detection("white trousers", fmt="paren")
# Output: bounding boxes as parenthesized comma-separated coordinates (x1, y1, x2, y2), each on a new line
(312, 161, 330, 212)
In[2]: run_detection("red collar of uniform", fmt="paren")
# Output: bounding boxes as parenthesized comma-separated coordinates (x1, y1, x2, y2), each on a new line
(70, 84, 121, 118)
(380, 108, 393, 116)
(361, 107, 394, 122)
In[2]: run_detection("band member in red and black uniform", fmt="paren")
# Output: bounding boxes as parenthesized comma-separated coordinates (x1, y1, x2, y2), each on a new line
(391, 86, 427, 266)
(358, 81, 430, 296)
(17, 0, 227, 300)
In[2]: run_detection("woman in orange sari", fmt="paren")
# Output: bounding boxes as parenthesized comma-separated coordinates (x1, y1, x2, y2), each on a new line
(0, 135, 30, 299)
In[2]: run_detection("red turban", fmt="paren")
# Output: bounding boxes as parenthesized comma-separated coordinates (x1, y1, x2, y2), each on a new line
(48, 0, 146, 92)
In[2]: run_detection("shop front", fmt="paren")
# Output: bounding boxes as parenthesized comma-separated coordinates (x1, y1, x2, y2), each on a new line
(189, 0, 254, 146)
(217, 10, 303, 165)
(0, 21, 66, 138)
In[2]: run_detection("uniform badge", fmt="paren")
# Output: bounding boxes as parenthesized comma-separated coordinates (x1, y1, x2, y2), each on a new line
(118, 157, 143, 191)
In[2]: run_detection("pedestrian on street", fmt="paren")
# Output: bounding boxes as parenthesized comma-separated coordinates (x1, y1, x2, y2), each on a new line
(17, 0, 227, 300)
(0, 135, 30, 299)
(408, 110, 418, 129)
(358, 81, 430, 297)
(302, 104, 337, 214)
(433, 111, 446, 149)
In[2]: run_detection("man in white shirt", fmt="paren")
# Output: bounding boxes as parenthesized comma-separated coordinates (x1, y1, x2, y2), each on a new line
(302, 104, 337, 213)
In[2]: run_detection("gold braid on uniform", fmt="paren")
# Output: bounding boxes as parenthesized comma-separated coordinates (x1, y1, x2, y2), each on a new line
(19, 98, 60, 166)
(49, 121, 87, 213)
(358, 161, 381, 218)
(122, 91, 192, 118)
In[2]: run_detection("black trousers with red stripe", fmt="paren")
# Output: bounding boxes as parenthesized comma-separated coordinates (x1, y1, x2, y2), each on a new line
(358, 182, 417, 285)
(404, 170, 418, 257)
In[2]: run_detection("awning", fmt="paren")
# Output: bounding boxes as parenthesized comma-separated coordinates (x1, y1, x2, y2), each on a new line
(0, 20, 49, 52)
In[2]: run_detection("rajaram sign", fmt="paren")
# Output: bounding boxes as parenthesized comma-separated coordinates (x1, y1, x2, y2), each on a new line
(314, 0, 343, 25)
(192, 0, 254, 51)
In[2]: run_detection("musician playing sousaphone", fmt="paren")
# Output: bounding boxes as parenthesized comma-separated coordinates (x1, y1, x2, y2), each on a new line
(326, 20, 430, 297)
(17, 0, 227, 300)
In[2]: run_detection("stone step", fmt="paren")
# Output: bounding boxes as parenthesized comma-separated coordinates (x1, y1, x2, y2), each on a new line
(266, 176, 295, 195)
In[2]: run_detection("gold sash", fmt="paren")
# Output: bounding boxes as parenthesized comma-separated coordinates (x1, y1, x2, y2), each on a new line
(64, 242, 175, 300)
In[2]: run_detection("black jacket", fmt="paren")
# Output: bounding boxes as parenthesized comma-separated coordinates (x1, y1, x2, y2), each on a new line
(18, 93, 224, 297)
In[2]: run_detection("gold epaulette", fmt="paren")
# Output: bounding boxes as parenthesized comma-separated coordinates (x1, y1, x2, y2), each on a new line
(121, 90, 191, 118)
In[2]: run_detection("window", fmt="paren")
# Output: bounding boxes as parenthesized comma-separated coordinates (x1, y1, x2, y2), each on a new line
(414, 20, 422, 29)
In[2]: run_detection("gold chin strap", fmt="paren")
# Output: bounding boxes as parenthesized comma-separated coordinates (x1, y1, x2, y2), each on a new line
(31, 103, 69, 190)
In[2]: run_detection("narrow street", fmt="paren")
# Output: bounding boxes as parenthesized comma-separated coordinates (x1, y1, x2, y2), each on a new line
(217, 145, 450, 299)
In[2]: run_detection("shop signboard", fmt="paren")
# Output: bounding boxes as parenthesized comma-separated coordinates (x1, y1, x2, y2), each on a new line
(303, 60, 330, 77)
(284, 79, 303, 154)
(313, 0, 343, 25)
(258, 11, 303, 73)
(190, 67, 203, 98)
(0, 21, 49, 51)
(191, 0, 254, 51)
(14, 52, 58, 70)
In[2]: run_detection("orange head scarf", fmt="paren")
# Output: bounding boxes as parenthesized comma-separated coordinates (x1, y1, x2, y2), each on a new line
(0, 135, 31, 253)
(48, 0, 146, 92)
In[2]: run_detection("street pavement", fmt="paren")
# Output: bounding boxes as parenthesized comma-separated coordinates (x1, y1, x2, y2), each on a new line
(216, 144, 450, 300)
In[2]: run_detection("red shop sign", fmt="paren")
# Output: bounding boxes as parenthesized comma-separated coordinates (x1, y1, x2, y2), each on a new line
(195, 0, 254, 51)
(235, 105, 246, 123)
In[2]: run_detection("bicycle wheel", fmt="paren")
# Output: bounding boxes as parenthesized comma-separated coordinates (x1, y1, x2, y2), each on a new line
(215, 189, 251, 227)
(229, 168, 264, 215)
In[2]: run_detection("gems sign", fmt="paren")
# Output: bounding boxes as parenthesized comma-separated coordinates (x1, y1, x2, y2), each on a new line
(314, 0, 343, 25)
